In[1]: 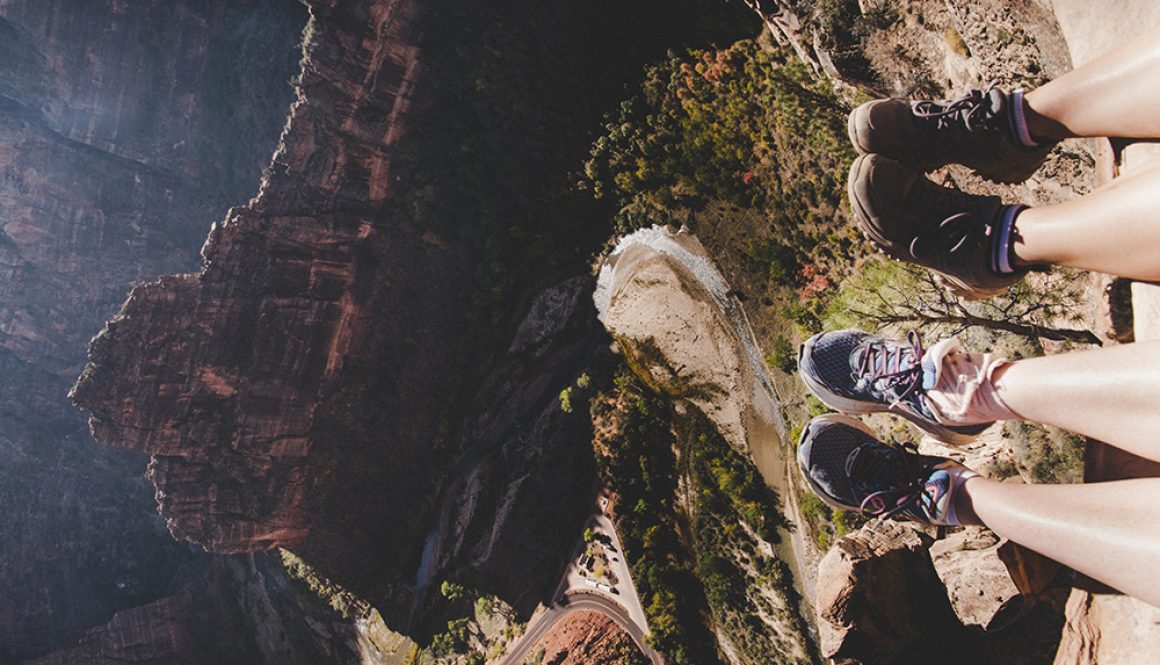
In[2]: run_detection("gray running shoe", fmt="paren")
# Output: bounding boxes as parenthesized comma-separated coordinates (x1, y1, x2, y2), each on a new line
(847, 83, 1057, 184)
(796, 414, 978, 526)
(848, 153, 1026, 300)
(799, 329, 990, 444)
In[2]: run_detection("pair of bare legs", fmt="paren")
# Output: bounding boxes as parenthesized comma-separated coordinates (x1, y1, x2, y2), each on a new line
(932, 26, 1160, 608)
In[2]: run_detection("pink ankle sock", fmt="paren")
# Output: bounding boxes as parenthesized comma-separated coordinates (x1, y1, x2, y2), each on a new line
(924, 338, 1020, 425)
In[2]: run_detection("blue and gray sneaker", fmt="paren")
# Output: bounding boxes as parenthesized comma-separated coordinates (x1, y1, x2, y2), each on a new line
(799, 329, 991, 444)
(797, 414, 978, 526)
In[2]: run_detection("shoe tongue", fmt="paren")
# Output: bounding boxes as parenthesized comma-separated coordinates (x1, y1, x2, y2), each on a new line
(846, 442, 906, 495)
(985, 87, 1006, 116)
(920, 352, 939, 391)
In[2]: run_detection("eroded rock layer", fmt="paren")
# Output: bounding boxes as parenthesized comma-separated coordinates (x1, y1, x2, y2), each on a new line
(534, 610, 645, 665)
(72, 0, 427, 554)
(0, 0, 307, 660)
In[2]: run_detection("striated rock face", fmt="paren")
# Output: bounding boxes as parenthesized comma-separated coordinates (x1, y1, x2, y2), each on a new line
(436, 276, 608, 615)
(1053, 591, 1160, 665)
(0, 0, 308, 375)
(0, 0, 308, 661)
(25, 555, 364, 665)
(25, 560, 264, 665)
(72, 0, 427, 554)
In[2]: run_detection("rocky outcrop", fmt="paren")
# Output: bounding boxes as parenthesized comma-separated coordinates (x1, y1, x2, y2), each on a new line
(534, 611, 645, 665)
(816, 522, 965, 665)
(929, 527, 1020, 627)
(818, 521, 1071, 665)
(436, 276, 608, 616)
(1054, 591, 1160, 665)
(0, 0, 308, 661)
(26, 555, 364, 665)
(72, 0, 427, 554)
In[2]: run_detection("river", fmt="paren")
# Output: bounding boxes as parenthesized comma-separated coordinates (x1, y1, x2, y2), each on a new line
(594, 224, 817, 614)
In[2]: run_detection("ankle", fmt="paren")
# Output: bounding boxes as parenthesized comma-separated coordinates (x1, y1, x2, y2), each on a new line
(993, 204, 1028, 274)
(1009, 89, 1039, 148)
(924, 340, 1020, 425)
(950, 474, 984, 526)
(1021, 88, 1071, 141)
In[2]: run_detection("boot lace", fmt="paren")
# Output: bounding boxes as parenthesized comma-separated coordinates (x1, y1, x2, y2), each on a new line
(908, 209, 982, 261)
(846, 439, 928, 520)
(855, 331, 925, 406)
(911, 80, 1004, 133)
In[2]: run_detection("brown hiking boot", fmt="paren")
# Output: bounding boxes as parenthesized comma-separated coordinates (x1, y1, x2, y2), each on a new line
(848, 83, 1057, 184)
(847, 154, 1026, 300)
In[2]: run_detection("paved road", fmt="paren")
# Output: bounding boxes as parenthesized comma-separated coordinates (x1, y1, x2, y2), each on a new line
(493, 506, 662, 665)
(495, 593, 663, 665)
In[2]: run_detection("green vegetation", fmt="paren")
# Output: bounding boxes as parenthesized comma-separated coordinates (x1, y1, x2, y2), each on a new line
(592, 364, 815, 664)
(423, 581, 520, 663)
(559, 386, 574, 413)
(586, 40, 857, 310)
(822, 259, 1100, 345)
(591, 367, 721, 664)
(682, 413, 814, 663)
(280, 549, 371, 620)
(1008, 421, 1085, 484)
(584, 37, 861, 358)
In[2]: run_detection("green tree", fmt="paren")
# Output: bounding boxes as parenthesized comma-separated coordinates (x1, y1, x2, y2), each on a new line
(440, 580, 466, 601)
(474, 595, 494, 620)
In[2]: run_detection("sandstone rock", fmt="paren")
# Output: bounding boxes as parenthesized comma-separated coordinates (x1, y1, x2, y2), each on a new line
(1054, 591, 1160, 665)
(439, 277, 608, 615)
(816, 521, 965, 664)
(24, 556, 363, 665)
(72, 0, 426, 555)
(534, 610, 645, 665)
(929, 527, 1020, 627)
(0, 0, 308, 660)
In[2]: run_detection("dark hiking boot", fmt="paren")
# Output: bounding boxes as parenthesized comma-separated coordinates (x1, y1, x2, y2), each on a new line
(848, 83, 1057, 184)
(847, 153, 1027, 300)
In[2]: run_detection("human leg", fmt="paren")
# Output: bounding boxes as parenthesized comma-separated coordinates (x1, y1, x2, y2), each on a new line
(955, 475, 1160, 609)
(1023, 25, 1160, 140)
(800, 328, 1160, 463)
(847, 150, 1160, 293)
(798, 415, 1160, 609)
(971, 341, 1160, 464)
(1009, 159, 1160, 280)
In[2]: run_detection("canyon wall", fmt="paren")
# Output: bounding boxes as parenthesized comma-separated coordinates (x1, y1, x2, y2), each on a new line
(0, 0, 326, 661)
(72, 0, 431, 554)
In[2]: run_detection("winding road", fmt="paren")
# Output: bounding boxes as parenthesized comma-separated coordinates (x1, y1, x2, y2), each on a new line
(494, 509, 662, 665)
(495, 593, 662, 665)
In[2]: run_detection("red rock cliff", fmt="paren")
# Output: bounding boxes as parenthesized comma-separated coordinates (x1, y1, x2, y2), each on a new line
(71, 0, 428, 554)
(0, 0, 310, 660)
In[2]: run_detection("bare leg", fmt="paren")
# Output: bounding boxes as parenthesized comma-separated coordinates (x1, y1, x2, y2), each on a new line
(954, 476, 1160, 609)
(1024, 25, 1160, 139)
(982, 341, 1160, 463)
(1010, 159, 1160, 280)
